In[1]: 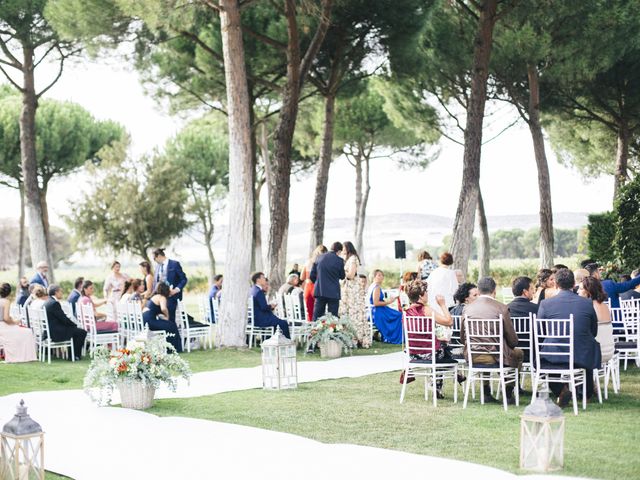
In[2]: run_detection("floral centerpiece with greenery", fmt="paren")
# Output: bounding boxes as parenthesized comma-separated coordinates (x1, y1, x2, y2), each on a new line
(306, 314, 357, 353)
(84, 335, 191, 406)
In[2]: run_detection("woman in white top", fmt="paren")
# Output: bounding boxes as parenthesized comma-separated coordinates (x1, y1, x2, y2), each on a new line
(0, 283, 37, 363)
(426, 252, 458, 314)
(578, 276, 614, 363)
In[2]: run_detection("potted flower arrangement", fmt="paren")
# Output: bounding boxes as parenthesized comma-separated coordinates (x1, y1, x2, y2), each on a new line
(306, 314, 357, 358)
(84, 335, 191, 409)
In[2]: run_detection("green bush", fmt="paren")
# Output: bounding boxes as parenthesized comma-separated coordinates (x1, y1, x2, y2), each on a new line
(587, 212, 616, 264)
(614, 176, 640, 271)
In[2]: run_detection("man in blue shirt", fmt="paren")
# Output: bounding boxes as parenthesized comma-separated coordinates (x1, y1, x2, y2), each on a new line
(585, 263, 640, 308)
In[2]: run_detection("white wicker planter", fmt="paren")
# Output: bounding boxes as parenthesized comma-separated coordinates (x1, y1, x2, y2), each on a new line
(319, 340, 342, 359)
(117, 380, 156, 410)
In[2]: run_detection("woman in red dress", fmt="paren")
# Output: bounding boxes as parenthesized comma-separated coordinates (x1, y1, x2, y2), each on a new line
(301, 245, 327, 321)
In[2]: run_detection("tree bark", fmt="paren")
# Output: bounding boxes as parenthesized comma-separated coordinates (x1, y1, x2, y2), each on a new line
(217, 0, 254, 347)
(19, 45, 49, 273)
(309, 93, 336, 255)
(527, 65, 554, 268)
(39, 186, 56, 281)
(354, 154, 371, 263)
(450, 0, 497, 278)
(476, 188, 490, 279)
(614, 122, 629, 200)
(18, 182, 26, 279)
(354, 152, 362, 239)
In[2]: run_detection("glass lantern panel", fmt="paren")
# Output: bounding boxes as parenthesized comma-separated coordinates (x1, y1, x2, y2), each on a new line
(521, 419, 563, 472)
(0, 435, 43, 480)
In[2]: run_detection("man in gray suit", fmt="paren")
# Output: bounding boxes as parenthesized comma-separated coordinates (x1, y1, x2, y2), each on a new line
(461, 277, 523, 403)
(537, 268, 600, 406)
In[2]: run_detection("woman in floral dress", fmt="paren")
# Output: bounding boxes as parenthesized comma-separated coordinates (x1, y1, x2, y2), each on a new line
(339, 241, 370, 348)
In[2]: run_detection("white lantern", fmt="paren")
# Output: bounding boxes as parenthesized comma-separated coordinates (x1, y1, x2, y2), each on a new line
(520, 388, 565, 472)
(261, 326, 297, 390)
(1, 400, 45, 480)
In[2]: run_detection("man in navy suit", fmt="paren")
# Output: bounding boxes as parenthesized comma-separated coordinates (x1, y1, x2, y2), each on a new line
(250, 272, 290, 338)
(45, 285, 87, 361)
(30, 261, 49, 288)
(537, 268, 601, 406)
(66, 277, 84, 317)
(310, 242, 345, 321)
(153, 248, 188, 323)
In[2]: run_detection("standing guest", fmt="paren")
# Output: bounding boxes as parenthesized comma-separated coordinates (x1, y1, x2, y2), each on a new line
(533, 268, 556, 304)
(0, 283, 37, 363)
(507, 276, 539, 318)
(621, 269, 640, 300)
(538, 268, 601, 405)
(301, 245, 328, 322)
(139, 261, 155, 299)
(142, 283, 183, 353)
(449, 282, 478, 316)
(208, 274, 223, 301)
(358, 274, 368, 292)
(461, 277, 522, 404)
(103, 261, 129, 318)
(579, 276, 615, 363)
(367, 270, 402, 344)
(289, 263, 301, 277)
(153, 248, 188, 323)
(30, 261, 49, 288)
(426, 252, 458, 314)
(250, 272, 290, 338)
(310, 242, 345, 321)
(79, 281, 119, 332)
(45, 285, 87, 361)
(339, 241, 369, 348)
(417, 251, 438, 281)
(66, 277, 84, 317)
(586, 263, 640, 308)
(15, 277, 30, 307)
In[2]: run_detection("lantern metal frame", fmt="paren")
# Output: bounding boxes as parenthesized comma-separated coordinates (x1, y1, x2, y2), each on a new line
(1, 400, 45, 480)
(261, 326, 298, 390)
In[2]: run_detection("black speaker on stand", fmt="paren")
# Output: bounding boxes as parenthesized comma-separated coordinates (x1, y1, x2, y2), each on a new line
(395, 240, 406, 279)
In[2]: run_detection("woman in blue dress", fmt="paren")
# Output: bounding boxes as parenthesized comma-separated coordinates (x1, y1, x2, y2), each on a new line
(367, 269, 403, 344)
(142, 283, 183, 353)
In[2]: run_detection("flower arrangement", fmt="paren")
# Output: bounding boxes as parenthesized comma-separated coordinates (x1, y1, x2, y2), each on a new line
(306, 314, 357, 353)
(84, 335, 191, 405)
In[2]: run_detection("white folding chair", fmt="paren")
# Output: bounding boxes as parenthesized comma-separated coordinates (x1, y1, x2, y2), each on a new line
(77, 302, 119, 356)
(532, 315, 586, 416)
(400, 314, 458, 406)
(198, 295, 214, 324)
(177, 300, 213, 352)
(511, 315, 535, 388)
(284, 293, 310, 345)
(245, 297, 274, 348)
(501, 287, 515, 304)
(618, 298, 640, 370)
(463, 316, 519, 411)
(30, 306, 74, 364)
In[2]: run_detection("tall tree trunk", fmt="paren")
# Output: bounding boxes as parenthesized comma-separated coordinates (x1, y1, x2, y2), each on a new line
(354, 155, 371, 263)
(476, 189, 490, 279)
(205, 231, 216, 282)
(217, 0, 254, 347)
(614, 122, 629, 200)
(254, 123, 266, 272)
(527, 65, 554, 268)
(18, 182, 26, 280)
(19, 45, 49, 271)
(354, 152, 362, 239)
(39, 185, 55, 281)
(309, 93, 336, 255)
(450, 0, 497, 278)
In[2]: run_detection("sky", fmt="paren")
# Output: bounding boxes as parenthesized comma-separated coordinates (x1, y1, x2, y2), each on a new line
(0, 54, 614, 230)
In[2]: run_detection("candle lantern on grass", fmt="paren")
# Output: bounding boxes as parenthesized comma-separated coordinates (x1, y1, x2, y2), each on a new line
(520, 387, 565, 472)
(261, 326, 297, 390)
(1, 400, 45, 480)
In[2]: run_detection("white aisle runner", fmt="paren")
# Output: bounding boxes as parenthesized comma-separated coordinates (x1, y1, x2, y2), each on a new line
(0, 353, 584, 480)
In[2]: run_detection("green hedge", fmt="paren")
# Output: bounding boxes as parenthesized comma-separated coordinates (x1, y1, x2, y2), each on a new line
(587, 212, 616, 264)
(614, 176, 640, 271)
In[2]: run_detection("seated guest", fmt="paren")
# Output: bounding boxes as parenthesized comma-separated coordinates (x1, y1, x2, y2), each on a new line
(208, 274, 223, 301)
(533, 268, 557, 304)
(66, 277, 84, 317)
(142, 283, 182, 352)
(553, 264, 569, 271)
(119, 279, 135, 303)
(15, 277, 30, 307)
(461, 277, 522, 403)
(620, 269, 640, 301)
(0, 283, 37, 363)
(29, 285, 48, 310)
(573, 269, 589, 294)
(23, 284, 45, 327)
(538, 268, 601, 405)
(579, 276, 615, 363)
(508, 276, 539, 318)
(128, 279, 145, 305)
(397, 271, 418, 309)
(79, 281, 119, 332)
(366, 270, 402, 344)
(44, 285, 87, 361)
(400, 280, 465, 396)
(454, 269, 465, 285)
(278, 273, 300, 297)
(586, 263, 640, 308)
(251, 272, 290, 338)
(450, 282, 478, 316)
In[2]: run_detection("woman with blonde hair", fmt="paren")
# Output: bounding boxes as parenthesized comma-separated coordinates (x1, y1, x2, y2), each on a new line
(301, 245, 328, 321)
